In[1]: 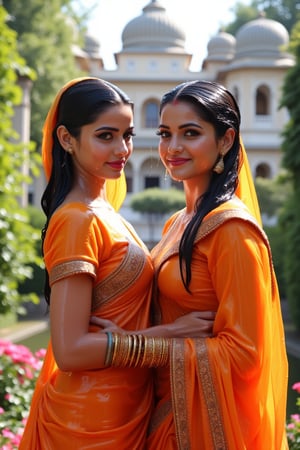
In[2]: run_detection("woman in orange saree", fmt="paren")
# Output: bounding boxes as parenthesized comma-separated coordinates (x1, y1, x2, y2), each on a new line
(147, 80, 288, 449)
(20, 78, 214, 450)
(19, 77, 154, 449)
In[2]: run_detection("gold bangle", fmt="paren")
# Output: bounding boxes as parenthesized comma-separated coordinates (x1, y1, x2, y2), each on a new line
(123, 334, 133, 367)
(111, 332, 120, 365)
(104, 331, 114, 366)
(128, 334, 138, 367)
(133, 334, 143, 367)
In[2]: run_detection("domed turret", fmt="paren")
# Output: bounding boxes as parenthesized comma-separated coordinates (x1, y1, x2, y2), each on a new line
(206, 31, 236, 61)
(235, 14, 289, 59)
(85, 34, 101, 58)
(121, 0, 186, 53)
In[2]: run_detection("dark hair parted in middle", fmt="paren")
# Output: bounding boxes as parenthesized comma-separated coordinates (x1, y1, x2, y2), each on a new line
(159, 80, 242, 291)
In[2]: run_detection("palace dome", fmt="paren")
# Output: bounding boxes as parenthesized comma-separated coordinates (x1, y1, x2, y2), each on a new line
(235, 15, 289, 59)
(121, 0, 186, 52)
(206, 31, 236, 61)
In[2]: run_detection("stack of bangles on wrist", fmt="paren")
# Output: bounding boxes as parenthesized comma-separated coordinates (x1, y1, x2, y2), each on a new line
(104, 332, 170, 368)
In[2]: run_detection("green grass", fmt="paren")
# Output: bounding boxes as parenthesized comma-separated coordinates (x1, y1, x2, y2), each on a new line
(16, 329, 50, 352)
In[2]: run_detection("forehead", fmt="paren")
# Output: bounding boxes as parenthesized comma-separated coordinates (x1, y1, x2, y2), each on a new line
(160, 101, 199, 123)
(93, 103, 134, 125)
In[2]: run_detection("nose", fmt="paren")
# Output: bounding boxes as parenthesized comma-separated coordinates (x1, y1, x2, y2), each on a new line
(115, 138, 130, 156)
(167, 137, 183, 153)
(168, 144, 183, 153)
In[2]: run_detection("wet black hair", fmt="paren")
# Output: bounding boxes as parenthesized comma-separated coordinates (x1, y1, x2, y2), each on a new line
(159, 80, 241, 291)
(41, 78, 133, 304)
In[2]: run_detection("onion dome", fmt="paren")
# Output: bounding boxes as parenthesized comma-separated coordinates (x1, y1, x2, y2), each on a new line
(235, 14, 289, 59)
(84, 34, 101, 58)
(121, 0, 186, 52)
(206, 31, 236, 61)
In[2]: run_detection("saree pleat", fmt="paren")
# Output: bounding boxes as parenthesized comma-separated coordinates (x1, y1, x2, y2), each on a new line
(20, 202, 154, 450)
(148, 198, 288, 450)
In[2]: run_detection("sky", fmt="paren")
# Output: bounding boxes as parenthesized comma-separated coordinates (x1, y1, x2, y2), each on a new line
(85, 0, 251, 71)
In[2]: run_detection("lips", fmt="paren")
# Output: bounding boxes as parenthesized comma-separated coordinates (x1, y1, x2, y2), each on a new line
(167, 158, 190, 167)
(107, 160, 126, 170)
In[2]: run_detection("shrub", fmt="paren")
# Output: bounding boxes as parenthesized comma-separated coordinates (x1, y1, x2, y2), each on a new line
(286, 382, 300, 449)
(0, 340, 45, 449)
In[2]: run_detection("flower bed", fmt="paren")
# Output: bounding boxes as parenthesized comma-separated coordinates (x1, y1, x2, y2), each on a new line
(0, 340, 45, 449)
(287, 382, 300, 449)
(0, 339, 299, 449)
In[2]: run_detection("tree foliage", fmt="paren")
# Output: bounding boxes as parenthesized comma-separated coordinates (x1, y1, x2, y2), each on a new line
(130, 188, 185, 215)
(0, 6, 41, 315)
(255, 174, 291, 218)
(224, 0, 300, 35)
(279, 21, 300, 330)
(2, 0, 86, 148)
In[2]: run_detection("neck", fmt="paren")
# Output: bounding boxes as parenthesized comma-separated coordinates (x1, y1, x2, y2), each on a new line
(70, 172, 107, 204)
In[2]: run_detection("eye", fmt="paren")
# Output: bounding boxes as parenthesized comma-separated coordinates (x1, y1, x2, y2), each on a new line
(156, 129, 170, 138)
(97, 132, 113, 141)
(184, 128, 200, 137)
(124, 130, 136, 142)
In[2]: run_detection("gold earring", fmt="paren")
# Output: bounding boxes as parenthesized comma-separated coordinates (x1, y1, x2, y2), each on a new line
(67, 148, 73, 155)
(213, 153, 224, 174)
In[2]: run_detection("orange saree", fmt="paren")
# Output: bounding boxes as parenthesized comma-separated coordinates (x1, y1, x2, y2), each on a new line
(148, 197, 288, 450)
(20, 202, 154, 449)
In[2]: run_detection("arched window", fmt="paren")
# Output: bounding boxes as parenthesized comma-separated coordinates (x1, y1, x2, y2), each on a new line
(255, 163, 271, 179)
(140, 157, 164, 190)
(255, 85, 270, 115)
(144, 100, 159, 128)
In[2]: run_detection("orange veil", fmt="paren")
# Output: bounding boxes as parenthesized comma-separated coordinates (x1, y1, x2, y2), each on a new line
(236, 139, 262, 226)
(42, 77, 126, 212)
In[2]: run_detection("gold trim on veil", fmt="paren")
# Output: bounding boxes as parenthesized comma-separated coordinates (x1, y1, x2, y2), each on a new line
(42, 77, 126, 212)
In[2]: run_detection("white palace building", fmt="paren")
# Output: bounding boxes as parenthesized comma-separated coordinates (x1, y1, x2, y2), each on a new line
(18, 0, 295, 243)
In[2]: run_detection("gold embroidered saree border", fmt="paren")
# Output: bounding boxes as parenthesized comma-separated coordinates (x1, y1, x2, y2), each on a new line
(195, 339, 228, 450)
(170, 338, 191, 450)
(49, 260, 96, 286)
(170, 339, 228, 450)
(92, 242, 146, 311)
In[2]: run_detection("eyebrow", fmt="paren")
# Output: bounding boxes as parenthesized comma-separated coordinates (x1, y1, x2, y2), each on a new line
(95, 126, 134, 132)
(158, 122, 203, 130)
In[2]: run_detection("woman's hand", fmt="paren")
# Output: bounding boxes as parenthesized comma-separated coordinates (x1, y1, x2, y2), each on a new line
(90, 310, 216, 339)
(90, 316, 125, 334)
(167, 311, 215, 338)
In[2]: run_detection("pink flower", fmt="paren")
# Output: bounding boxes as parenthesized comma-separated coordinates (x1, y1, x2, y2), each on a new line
(35, 348, 46, 359)
(2, 428, 15, 439)
(292, 382, 300, 394)
(290, 413, 300, 422)
(0, 407, 4, 414)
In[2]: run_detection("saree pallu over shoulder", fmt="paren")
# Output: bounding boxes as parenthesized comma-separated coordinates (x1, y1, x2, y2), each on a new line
(149, 201, 288, 450)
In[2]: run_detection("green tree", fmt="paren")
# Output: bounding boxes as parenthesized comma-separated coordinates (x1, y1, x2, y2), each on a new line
(224, 0, 300, 35)
(224, 2, 259, 35)
(255, 175, 291, 299)
(0, 6, 41, 316)
(279, 20, 300, 330)
(130, 188, 185, 246)
(3, 0, 86, 148)
(255, 174, 291, 219)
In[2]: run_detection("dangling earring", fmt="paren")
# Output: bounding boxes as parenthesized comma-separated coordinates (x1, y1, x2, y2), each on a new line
(164, 169, 169, 181)
(213, 153, 224, 174)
